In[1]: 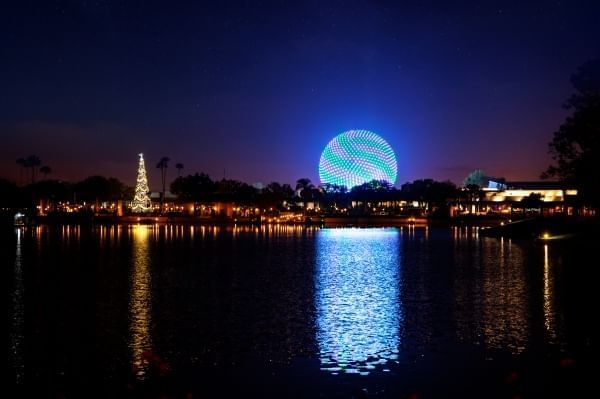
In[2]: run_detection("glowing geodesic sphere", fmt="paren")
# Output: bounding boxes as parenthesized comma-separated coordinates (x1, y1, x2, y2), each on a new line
(319, 130, 397, 189)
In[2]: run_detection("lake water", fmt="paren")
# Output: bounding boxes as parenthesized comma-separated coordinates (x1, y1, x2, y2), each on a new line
(5, 225, 596, 398)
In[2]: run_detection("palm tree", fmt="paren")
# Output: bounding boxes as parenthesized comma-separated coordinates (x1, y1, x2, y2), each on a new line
(175, 163, 184, 177)
(40, 166, 52, 180)
(295, 178, 315, 201)
(295, 178, 312, 191)
(156, 156, 170, 212)
(24, 155, 41, 184)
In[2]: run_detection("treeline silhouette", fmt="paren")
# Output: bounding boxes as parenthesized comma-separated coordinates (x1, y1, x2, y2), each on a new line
(1, 172, 463, 215)
(171, 174, 461, 214)
(0, 176, 131, 209)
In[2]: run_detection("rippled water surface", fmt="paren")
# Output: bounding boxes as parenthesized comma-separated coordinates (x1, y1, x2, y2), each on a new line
(5, 225, 596, 397)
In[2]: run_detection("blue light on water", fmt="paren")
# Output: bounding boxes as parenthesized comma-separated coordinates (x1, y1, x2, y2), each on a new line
(315, 228, 402, 375)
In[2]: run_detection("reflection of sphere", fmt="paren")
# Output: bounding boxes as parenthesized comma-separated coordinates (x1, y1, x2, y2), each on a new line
(319, 130, 397, 189)
(316, 228, 401, 375)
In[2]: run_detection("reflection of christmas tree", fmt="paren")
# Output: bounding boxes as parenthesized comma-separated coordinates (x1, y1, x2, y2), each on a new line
(131, 153, 152, 213)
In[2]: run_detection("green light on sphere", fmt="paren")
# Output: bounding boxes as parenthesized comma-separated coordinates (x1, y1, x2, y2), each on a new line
(319, 130, 397, 189)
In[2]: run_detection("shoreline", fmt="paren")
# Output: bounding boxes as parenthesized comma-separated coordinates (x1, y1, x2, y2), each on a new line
(7, 213, 511, 228)
(7, 213, 597, 237)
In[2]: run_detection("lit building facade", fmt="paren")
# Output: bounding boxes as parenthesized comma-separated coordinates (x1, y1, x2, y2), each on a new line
(478, 181, 579, 215)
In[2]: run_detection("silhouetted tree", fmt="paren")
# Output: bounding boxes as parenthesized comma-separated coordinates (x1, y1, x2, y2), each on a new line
(462, 184, 483, 214)
(295, 178, 315, 201)
(260, 182, 294, 208)
(401, 179, 459, 214)
(543, 59, 600, 208)
(170, 173, 215, 201)
(519, 192, 543, 214)
(320, 183, 349, 211)
(214, 179, 258, 203)
(40, 165, 51, 179)
(0, 178, 24, 208)
(352, 180, 394, 199)
(28, 179, 71, 211)
(23, 155, 41, 184)
(75, 176, 128, 205)
(156, 156, 170, 212)
(175, 162, 184, 177)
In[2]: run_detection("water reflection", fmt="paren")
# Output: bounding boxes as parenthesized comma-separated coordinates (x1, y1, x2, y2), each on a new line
(454, 236, 531, 354)
(10, 228, 25, 384)
(129, 225, 153, 378)
(481, 238, 529, 353)
(315, 228, 401, 375)
(543, 244, 560, 344)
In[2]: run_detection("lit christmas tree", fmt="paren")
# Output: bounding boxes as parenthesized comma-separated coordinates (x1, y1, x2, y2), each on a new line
(131, 153, 152, 213)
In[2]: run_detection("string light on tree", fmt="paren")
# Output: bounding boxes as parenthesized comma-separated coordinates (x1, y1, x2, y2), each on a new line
(131, 153, 152, 213)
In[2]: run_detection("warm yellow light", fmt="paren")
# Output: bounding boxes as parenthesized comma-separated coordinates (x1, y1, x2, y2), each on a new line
(543, 232, 550, 239)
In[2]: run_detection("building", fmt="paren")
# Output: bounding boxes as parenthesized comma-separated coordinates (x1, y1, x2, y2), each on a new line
(480, 181, 578, 215)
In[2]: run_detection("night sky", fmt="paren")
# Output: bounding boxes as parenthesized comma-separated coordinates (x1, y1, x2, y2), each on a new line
(2, 0, 599, 190)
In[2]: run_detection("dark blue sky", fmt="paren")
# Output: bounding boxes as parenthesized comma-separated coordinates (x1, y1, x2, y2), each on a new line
(1, 0, 599, 189)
